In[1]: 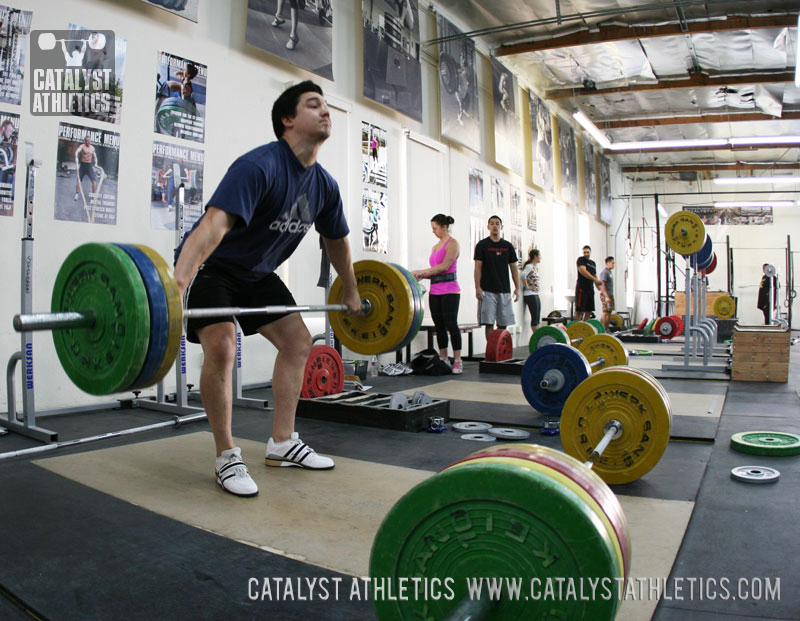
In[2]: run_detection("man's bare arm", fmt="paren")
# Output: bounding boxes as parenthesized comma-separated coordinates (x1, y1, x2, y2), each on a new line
(174, 206, 237, 297)
(322, 236, 362, 314)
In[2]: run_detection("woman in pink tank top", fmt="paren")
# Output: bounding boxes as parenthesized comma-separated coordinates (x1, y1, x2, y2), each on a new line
(411, 214, 463, 373)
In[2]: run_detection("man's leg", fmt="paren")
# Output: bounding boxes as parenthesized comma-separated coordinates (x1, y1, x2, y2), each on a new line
(485, 324, 494, 341)
(197, 322, 237, 456)
(257, 313, 312, 442)
(198, 321, 259, 497)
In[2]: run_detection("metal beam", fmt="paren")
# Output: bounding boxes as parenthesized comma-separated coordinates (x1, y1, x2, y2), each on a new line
(496, 15, 797, 57)
(622, 162, 800, 173)
(546, 71, 795, 99)
(599, 111, 800, 129)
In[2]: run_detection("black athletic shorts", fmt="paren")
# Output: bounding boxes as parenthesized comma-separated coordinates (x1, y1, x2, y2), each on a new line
(79, 161, 95, 181)
(184, 264, 296, 343)
(575, 285, 595, 312)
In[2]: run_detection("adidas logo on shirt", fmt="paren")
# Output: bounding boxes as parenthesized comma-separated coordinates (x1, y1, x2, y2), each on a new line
(270, 194, 313, 234)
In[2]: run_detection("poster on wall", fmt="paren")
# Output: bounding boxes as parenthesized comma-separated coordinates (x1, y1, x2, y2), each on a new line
(0, 109, 18, 216)
(510, 227, 523, 267)
(140, 0, 199, 23)
(155, 51, 207, 143)
(583, 141, 596, 214)
(470, 215, 485, 252)
(468, 167, 483, 213)
(686, 205, 773, 225)
(526, 191, 537, 232)
(362, 0, 422, 122)
(510, 184, 522, 227)
(598, 154, 612, 224)
(151, 140, 205, 231)
(559, 120, 578, 205)
(490, 175, 506, 220)
(362, 187, 388, 253)
(54, 122, 120, 225)
(246, 0, 333, 81)
(66, 24, 127, 125)
(361, 121, 387, 187)
(0, 5, 32, 105)
(490, 58, 522, 176)
(529, 92, 553, 193)
(436, 15, 479, 153)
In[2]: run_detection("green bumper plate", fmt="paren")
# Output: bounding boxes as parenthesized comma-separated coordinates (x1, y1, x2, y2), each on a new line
(370, 462, 620, 620)
(731, 431, 800, 456)
(51, 243, 150, 395)
(529, 325, 568, 352)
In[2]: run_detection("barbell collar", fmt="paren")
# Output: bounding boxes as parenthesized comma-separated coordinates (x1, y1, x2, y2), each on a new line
(539, 369, 565, 392)
(583, 419, 623, 469)
(14, 300, 371, 333)
(589, 356, 606, 368)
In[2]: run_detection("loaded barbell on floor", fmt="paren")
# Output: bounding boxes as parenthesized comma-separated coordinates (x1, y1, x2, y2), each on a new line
(12, 243, 425, 396)
(521, 337, 628, 416)
(370, 443, 631, 620)
(528, 320, 598, 351)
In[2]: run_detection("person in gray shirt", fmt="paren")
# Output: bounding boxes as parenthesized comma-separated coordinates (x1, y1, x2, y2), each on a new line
(598, 256, 615, 330)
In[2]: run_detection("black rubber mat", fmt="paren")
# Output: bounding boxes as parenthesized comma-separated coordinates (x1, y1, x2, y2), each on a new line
(655, 404, 799, 618)
(0, 462, 375, 620)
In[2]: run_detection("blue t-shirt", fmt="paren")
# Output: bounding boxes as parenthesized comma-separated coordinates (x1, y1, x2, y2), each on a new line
(177, 139, 349, 279)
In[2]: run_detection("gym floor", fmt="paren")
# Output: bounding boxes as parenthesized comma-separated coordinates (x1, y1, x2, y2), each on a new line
(0, 336, 798, 620)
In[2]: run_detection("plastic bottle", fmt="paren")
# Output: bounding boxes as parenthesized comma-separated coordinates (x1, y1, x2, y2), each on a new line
(370, 355, 378, 377)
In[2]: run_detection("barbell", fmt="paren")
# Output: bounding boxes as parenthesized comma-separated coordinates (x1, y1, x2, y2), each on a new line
(38, 32, 107, 52)
(528, 320, 598, 351)
(370, 442, 633, 620)
(12, 243, 425, 395)
(520, 337, 629, 415)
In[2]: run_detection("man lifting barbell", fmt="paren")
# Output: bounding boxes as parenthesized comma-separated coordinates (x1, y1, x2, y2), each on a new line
(173, 80, 362, 497)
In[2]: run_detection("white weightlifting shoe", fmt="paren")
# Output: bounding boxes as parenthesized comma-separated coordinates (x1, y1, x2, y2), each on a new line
(265, 432, 335, 470)
(215, 447, 258, 497)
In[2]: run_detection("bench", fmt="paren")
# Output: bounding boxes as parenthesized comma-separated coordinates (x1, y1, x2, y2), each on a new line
(395, 323, 482, 363)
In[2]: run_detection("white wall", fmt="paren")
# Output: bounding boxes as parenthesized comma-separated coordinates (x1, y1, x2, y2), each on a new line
(2, 0, 622, 412)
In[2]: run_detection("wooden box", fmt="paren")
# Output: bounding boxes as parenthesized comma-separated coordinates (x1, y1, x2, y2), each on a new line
(731, 324, 790, 382)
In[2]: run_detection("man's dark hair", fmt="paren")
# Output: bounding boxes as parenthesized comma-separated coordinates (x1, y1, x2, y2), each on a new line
(583, 245, 591, 251)
(605, 256, 614, 263)
(488, 214, 503, 225)
(272, 80, 324, 139)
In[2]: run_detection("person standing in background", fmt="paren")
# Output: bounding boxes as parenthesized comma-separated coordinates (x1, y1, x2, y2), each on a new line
(474, 215, 519, 341)
(520, 248, 541, 333)
(412, 214, 463, 374)
(574, 245, 603, 322)
(597, 256, 615, 330)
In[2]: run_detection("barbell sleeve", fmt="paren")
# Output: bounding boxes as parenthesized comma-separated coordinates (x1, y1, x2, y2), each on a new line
(13, 311, 96, 332)
(583, 419, 623, 469)
(13, 300, 371, 333)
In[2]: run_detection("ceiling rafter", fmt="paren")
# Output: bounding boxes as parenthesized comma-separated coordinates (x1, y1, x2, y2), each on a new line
(546, 71, 796, 99)
(621, 162, 800, 172)
(495, 14, 797, 57)
(608, 142, 800, 154)
(598, 111, 800, 129)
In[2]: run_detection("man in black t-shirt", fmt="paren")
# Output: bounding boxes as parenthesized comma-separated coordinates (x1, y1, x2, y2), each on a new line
(473, 215, 519, 340)
(575, 245, 603, 321)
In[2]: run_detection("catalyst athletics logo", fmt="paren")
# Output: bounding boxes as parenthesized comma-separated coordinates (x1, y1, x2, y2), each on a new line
(29, 30, 115, 116)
